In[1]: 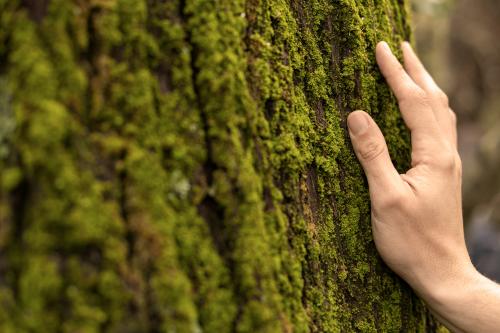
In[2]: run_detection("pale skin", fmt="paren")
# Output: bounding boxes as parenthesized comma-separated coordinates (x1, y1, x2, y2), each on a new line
(347, 41, 500, 332)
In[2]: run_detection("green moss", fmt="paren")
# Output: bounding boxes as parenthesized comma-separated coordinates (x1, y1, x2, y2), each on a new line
(0, 0, 443, 332)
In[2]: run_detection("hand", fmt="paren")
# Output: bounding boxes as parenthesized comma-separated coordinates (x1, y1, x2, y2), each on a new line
(348, 41, 471, 294)
(348, 42, 500, 332)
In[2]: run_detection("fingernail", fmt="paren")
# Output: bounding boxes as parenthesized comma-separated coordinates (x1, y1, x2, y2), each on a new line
(379, 41, 392, 53)
(348, 111, 369, 136)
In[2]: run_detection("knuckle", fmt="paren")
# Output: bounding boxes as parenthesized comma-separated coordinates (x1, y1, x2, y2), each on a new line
(392, 63, 406, 77)
(413, 88, 429, 101)
(359, 140, 386, 161)
(415, 90, 432, 107)
(431, 88, 449, 106)
(413, 153, 432, 166)
(400, 88, 430, 109)
(387, 64, 406, 83)
(437, 151, 458, 171)
(449, 109, 457, 125)
(413, 153, 433, 167)
(379, 191, 406, 210)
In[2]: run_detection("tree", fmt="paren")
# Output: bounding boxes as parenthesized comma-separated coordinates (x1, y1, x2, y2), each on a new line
(0, 0, 443, 332)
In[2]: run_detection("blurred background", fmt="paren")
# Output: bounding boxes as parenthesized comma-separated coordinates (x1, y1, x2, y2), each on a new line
(412, 0, 500, 280)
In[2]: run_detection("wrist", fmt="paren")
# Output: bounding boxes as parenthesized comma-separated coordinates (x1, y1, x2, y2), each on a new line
(419, 264, 500, 333)
(405, 249, 479, 307)
(422, 261, 480, 308)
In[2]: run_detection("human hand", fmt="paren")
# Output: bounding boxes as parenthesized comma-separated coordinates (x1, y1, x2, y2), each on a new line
(347, 41, 500, 333)
(347, 41, 474, 300)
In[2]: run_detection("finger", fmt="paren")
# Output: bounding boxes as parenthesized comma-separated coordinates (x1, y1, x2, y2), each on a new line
(348, 111, 403, 193)
(376, 41, 443, 162)
(401, 41, 437, 91)
(401, 42, 455, 147)
(377, 42, 423, 101)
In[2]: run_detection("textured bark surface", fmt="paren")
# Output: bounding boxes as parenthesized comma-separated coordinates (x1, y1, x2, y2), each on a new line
(0, 0, 442, 332)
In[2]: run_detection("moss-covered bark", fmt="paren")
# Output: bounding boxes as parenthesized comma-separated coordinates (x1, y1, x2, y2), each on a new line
(0, 0, 443, 332)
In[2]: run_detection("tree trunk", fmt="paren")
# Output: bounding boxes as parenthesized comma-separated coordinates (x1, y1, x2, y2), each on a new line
(0, 0, 442, 332)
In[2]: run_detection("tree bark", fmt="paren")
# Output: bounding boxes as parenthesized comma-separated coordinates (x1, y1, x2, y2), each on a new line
(0, 0, 442, 332)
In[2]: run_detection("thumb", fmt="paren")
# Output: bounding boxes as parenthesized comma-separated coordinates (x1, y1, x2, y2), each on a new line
(347, 111, 401, 192)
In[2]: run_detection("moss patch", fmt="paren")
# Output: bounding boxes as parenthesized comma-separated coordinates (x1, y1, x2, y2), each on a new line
(0, 0, 443, 332)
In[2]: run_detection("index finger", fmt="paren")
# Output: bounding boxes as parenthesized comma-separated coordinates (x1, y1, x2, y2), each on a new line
(401, 42, 457, 150)
(376, 42, 443, 163)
